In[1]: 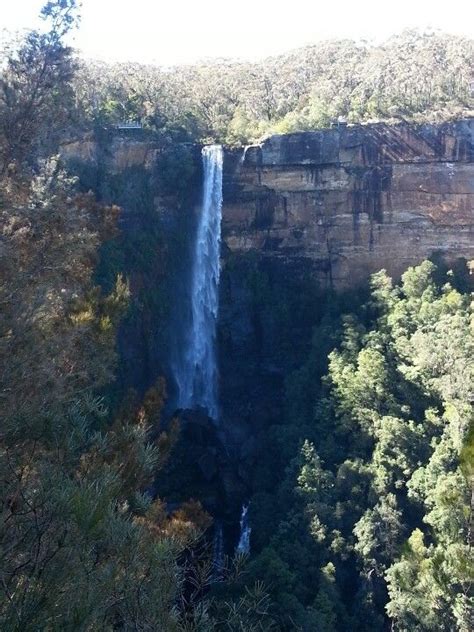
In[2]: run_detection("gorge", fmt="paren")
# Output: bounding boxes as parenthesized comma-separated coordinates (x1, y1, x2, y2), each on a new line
(62, 117, 474, 423)
(61, 115, 474, 557)
(2, 8, 473, 627)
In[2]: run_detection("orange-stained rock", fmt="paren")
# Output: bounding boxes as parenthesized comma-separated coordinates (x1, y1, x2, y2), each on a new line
(61, 120, 474, 289)
(61, 134, 158, 172)
(222, 119, 474, 287)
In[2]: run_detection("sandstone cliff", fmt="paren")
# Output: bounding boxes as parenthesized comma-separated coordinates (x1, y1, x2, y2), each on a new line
(222, 119, 474, 287)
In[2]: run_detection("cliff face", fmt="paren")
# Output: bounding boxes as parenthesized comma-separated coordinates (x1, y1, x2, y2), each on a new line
(222, 119, 474, 288)
(63, 120, 474, 293)
(62, 132, 202, 398)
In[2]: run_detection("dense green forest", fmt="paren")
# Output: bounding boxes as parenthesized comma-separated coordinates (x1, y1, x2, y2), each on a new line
(241, 260, 474, 630)
(0, 1, 473, 630)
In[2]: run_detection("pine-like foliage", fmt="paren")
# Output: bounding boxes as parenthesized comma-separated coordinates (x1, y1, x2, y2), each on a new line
(246, 261, 473, 630)
(0, 4, 213, 629)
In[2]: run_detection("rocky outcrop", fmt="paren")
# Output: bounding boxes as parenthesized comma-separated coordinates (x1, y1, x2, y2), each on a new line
(62, 121, 474, 292)
(217, 119, 474, 480)
(222, 119, 474, 288)
(61, 132, 159, 172)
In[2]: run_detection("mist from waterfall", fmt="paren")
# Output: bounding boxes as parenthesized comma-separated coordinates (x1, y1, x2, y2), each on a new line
(175, 145, 223, 420)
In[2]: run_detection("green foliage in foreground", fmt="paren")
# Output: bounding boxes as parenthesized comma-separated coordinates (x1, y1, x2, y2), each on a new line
(0, 3, 278, 630)
(246, 261, 473, 631)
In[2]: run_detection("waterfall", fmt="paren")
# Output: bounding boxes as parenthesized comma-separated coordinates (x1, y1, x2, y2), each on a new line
(239, 144, 251, 165)
(175, 145, 223, 420)
(236, 504, 251, 555)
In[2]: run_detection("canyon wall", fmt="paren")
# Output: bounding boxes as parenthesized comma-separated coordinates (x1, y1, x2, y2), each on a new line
(217, 119, 474, 482)
(222, 119, 474, 288)
(62, 131, 202, 397)
(62, 120, 474, 504)
(62, 120, 474, 293)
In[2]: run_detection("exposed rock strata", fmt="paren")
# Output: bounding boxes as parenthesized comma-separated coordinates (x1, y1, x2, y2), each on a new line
(222, 119, 474, 287)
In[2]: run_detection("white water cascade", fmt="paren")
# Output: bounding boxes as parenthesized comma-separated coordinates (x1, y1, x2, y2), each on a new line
(239, 144, 252, 165)
(176, 145, 223, 420)
(236, 504, 251, 555)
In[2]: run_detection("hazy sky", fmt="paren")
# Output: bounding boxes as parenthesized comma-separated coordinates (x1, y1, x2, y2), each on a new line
(3, 0, 474, 65)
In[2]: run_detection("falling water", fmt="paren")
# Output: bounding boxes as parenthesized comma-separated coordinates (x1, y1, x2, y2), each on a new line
(175, 145, 223, 420)
(236, 504, 251, 555)
(239, 144, 251, 165)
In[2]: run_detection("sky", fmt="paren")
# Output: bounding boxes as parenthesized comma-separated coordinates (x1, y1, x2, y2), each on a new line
(3, 0, 474, 65)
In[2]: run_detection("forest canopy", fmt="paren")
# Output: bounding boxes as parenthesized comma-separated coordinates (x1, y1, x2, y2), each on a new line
(244, 260, 474, 631)
(70, 30, 474, 144)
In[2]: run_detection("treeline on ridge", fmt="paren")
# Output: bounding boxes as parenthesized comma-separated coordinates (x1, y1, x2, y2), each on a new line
(72, 30, 474, 143)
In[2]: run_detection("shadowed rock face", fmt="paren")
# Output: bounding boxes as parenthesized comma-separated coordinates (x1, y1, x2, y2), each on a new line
(222, 119, 474, 288)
